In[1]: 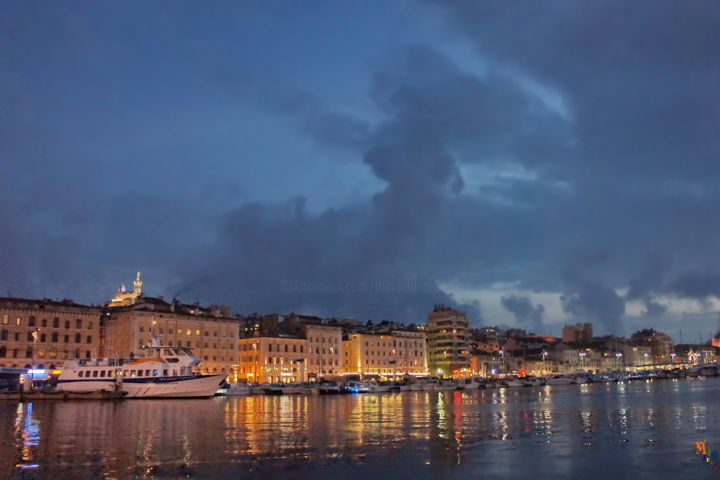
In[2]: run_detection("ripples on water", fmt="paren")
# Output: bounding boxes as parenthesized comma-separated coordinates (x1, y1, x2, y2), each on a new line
(1, 379, 719, 479)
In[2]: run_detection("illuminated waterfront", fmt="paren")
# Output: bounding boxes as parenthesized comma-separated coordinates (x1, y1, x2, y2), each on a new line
(1, 379, 719, 479)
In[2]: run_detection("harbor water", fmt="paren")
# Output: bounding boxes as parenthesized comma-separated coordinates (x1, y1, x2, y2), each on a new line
(1, 378, 719, 479)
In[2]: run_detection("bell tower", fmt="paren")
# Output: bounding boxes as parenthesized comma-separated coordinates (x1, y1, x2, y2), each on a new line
(133, 271, 143, 296)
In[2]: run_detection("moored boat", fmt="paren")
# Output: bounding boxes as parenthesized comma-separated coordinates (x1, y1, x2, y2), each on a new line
(57, 344, 226, 398)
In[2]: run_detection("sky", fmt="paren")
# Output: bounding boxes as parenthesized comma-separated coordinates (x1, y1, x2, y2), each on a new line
(2, 1, 720, 341)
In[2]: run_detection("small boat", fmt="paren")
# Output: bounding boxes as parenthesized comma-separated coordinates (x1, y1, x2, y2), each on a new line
(459, 378, 485, 390)
(433, 380, 458, 391)
(318, 381, 343, 394)
(216, 382, 251, 396)
(546, 375, 575, 385)
(263, 383, 285, 395)
(345, 381, 371, 393)
(281, 383, 304, 394)
(507, 377, 525, 387)
(368, 381, 392, 393)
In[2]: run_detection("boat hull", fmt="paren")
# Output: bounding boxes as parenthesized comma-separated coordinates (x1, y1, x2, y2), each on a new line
(121, 374, 227, 398)
(58, 374, 227, 398)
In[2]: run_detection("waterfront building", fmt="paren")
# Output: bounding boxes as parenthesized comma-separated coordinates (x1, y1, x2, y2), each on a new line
(102, 277, 239, 379)
(343, 330, 427, 377)
(557, 347, 623, 373)
(281, 314, 344, 379)
(673, 344, 716, 365)
(622, 344, 653, 367)
(562, 323, 593, 343)
(630, 329, 674, 364)
(0, 297, 101, 370)
(469, 351, 503, 377)
(238, 336, 307, 383)
(427, 305, 471, 377)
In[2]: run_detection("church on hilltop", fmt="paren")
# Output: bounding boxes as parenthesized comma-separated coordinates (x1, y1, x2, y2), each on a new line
(107, 272, 143, 307)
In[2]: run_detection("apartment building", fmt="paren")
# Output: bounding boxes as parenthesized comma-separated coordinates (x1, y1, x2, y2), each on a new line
(0, 297, 101, 369)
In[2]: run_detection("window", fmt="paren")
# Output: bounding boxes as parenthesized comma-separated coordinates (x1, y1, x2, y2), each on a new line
(29, 316, 36, 327)
(76, 319, 82, 329)
(75, 333, 81, 343)
(41, 319, 47, 327)
(92, 370, 98, 377)
(0, 330, 6, 341)
(1, 314, 7, 325)
(27, 332, 34, 342)
(14, 333, 19, 341)
(16, 318, 21, 326)
(100, 370, 106, 377)
(145, 369, 150, 376)
(139, 326, 144, 333)
(78, 371, 84, 378)
(0, 346, 5, 358)
(169, 328, 173, 334)
(53, 318, 59, 328)
(64, 320, 70, 329)
(87, 321, 93, 329)
(64, 335, 69, 343)
(51, 332, 58, 342)
(195, 330, 200, 336)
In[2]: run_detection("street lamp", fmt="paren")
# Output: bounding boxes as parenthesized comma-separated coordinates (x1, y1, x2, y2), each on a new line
(542, 351, 548, 375)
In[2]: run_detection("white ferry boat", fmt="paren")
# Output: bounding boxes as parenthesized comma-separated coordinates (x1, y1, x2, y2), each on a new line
(56, 343, 226, 398)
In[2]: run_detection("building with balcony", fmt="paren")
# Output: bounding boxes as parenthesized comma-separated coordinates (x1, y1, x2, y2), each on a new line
(427, 305, 470, 377)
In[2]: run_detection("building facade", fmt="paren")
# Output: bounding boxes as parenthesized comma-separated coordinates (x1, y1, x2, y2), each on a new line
(427, 305, 471, 377)
(343, 330, 427, 377)
(630, 329, 674, 364)
(562, 323, 594, 344)
(238, 336, 308, 383)
(305, 324, 343, 379)
(0, 297, 101, 370)
(103, 298, 240, 379)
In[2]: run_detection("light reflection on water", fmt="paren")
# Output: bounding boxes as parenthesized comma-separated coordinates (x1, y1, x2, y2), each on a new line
(1, 379, 719, 479)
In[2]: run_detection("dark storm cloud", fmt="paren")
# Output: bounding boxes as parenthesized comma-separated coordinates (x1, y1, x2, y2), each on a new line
(561, 274, 626, 336)
(3, 2, 720, 337)
(666, 271, 720, 300)
(626, 254, 672, 316)
(176, 43, 568, 322)
(500, 295, 544, 333)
